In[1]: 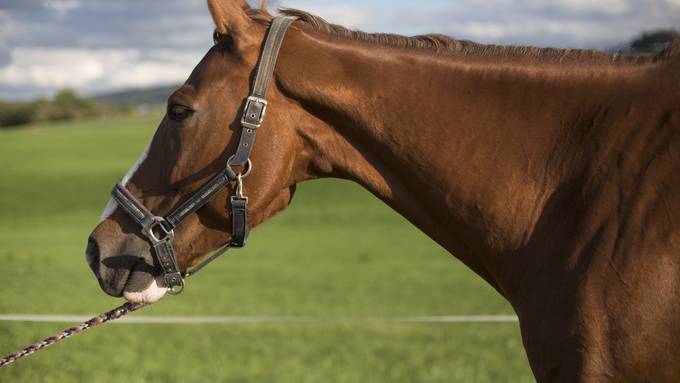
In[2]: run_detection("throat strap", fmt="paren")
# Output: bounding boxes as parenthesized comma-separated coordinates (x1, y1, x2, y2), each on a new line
(252, 16, 296, 99)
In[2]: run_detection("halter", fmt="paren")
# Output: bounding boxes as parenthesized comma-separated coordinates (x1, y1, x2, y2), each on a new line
(110, 16, 296, 295)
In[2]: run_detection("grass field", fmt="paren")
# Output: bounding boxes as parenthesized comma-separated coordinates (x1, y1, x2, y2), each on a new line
(0, 114, 534, 382)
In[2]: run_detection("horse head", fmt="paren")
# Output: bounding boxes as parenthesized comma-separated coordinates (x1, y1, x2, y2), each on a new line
(86, 0, 309, 303)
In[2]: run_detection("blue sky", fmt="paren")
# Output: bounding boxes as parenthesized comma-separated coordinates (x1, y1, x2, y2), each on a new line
(0, 0, 678, 99)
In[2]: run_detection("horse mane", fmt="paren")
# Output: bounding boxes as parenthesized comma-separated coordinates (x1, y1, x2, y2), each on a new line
(246, 7, 674, 65)
(661, 34, 680, 60)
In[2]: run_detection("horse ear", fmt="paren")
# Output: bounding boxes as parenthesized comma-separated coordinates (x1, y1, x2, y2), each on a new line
(207, 0, 253, 39)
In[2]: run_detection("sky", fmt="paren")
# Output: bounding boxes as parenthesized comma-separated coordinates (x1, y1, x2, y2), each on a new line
(0, 0, 678, 100)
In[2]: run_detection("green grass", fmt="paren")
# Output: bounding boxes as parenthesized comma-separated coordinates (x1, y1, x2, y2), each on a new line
(0, 114, 533, 382)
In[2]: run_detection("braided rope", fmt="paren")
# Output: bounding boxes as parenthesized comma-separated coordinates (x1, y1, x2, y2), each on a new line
(0, 302, 146, 368)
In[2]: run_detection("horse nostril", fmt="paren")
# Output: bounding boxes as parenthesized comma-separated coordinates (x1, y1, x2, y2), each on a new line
(86, 237, 100, 274)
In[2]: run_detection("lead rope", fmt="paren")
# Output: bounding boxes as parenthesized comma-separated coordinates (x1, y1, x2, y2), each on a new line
(0, 301, 145, 368)
(0, 238, 238, 369)
(0, 245, 232, 370)
(0, 237, 237, 369)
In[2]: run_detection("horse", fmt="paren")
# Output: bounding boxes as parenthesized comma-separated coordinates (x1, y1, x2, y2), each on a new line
(86, 1, 680, 381)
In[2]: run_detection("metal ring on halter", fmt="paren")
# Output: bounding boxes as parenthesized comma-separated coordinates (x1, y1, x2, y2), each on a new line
(142, 216, 174, 244)
(168, 283, 184, 295)
(226, 155, 253, 178)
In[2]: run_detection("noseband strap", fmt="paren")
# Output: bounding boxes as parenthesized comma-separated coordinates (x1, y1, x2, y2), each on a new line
(110, 16, 296, 294)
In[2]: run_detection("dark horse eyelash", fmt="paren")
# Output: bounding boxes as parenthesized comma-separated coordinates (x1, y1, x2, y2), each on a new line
(212, 30, 238, 53)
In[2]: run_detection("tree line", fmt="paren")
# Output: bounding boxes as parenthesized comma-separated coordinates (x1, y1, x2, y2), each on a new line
(0, 89, 133, 128)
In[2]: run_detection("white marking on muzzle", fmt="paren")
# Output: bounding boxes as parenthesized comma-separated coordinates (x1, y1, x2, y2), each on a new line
(123, 276, 168, 304)
(99, 138, 152, 222)
(96, 136, 169, 303)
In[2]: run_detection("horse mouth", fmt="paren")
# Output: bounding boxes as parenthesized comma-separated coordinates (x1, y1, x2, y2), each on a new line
(94, 255, 166, 304)
(122, 261, 168, 304)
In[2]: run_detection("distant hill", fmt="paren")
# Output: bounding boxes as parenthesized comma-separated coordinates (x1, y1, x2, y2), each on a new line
(93, 84, 180, 108)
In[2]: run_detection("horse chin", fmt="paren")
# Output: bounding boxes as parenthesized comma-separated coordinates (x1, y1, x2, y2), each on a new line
(123, 265, 168, 304)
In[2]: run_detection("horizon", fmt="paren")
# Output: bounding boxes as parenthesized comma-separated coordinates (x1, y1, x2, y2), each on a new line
(0, 0, 678, 100)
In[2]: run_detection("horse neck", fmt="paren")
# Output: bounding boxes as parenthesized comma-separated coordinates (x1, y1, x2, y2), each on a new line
(275, 28, 650, 295)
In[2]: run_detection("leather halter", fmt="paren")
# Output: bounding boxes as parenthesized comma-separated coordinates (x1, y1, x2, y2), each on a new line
(110, 16, 296, 295)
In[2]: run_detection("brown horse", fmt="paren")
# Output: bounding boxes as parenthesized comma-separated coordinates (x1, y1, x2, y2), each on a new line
(86, 1, 680, 381)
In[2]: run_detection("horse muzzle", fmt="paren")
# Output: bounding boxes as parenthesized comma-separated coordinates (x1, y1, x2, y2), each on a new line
(85, 234, 157, 298)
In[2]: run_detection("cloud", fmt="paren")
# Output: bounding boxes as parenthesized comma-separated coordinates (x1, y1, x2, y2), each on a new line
(0, 48, 196, 97)
(281, 1, 371, 29)
(303, 5, 370, 28)
(0, 9, 17, 66)
(0, 0, 46, 11)
(391, 0, 680, 47)
(1, 0, 214, 50)
(43, 0, 81, 17)
(449, 19, 632, 47)
(0, 9, 15, 37)
(526, 0, 633, 16)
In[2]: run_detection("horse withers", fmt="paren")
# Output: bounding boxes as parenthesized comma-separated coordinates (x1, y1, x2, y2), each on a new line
(86, 1, 680, 381)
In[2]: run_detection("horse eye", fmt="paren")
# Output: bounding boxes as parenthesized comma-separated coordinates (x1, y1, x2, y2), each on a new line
(168, 104, 193, 122)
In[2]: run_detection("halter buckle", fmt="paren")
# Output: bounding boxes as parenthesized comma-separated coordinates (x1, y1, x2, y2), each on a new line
(241, 96, 268, 129)
(142, 216, 174, 244)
